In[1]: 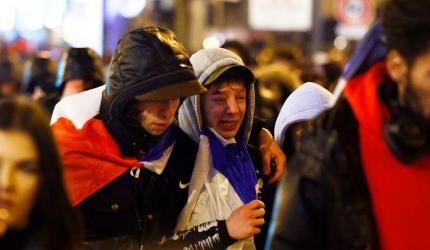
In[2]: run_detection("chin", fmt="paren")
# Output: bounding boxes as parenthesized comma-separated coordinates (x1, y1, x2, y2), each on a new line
(219, 130, 239, 139)
(144, 125, 169, 136)
(148, 130, 165, 136)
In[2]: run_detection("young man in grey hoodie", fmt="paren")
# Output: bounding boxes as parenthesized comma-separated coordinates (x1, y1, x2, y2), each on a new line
(177, 48, 279, 249)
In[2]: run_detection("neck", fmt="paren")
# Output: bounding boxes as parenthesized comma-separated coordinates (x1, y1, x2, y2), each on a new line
(105, 116, 161, 157)
(207, 127, 236, 146)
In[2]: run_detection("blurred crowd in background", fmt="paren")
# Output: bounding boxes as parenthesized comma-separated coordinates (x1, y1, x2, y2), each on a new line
(4, 0, 430, 250)
(0, 0, 384, 130)
(0, 37, 345, 131)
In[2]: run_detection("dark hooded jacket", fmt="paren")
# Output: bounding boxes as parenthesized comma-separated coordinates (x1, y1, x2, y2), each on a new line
(81, 27, 201, 246)
(57, 47, 104, 91)
(41, 47, 105, 114)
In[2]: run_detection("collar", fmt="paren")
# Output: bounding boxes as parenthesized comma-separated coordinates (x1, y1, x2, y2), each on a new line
(208, 127, 236, 146)
(139, 143, 175, 175)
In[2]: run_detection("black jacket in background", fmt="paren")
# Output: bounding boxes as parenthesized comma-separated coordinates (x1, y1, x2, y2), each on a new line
(266, 98, 379, 250)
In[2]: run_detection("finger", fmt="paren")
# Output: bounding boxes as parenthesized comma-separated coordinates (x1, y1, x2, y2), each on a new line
(251, 227, 262, 236)
(262, 153, 271, 175)
(251, 208, 265, 218)
(260, 147, 271, 175)
(252, 218, 265, 227)
(247, 200, 265, 209)
(269, 155, 287, 184)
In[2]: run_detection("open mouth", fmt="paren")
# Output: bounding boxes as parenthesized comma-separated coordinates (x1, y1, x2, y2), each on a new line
(220, 120, 239, 130)
(0, 199, 13, 209)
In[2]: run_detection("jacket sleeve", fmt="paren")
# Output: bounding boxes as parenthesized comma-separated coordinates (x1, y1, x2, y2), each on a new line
(248, 116, 267, 147)
(149, 220, 236, 250)
(266, 99, 372, 250)
(265, 163, 327, 250)
(265, 127, 331, 250)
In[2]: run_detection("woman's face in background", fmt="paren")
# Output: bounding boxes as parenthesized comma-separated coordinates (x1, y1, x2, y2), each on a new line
(0, 130, 39, 231)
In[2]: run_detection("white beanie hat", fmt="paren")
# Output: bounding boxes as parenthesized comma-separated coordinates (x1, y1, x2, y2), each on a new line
(274, 82, 334, 146)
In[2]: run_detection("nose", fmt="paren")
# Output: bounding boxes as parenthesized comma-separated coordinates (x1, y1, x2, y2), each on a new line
(226, 98, 240, 115)
(159, 99, 179, 118)
(0, 164, 14, 193)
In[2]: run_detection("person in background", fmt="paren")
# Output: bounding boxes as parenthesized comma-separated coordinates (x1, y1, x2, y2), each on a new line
(298, 63, 326, 87)
(0, 96, 81, 250)
(321, 61, 342, 92)
(42, 47, 104, 113)
(274, 82, 333, 157)
(266, 1, 430, 249)
(21, 52, 57, 101)
(271, 45, 303, 71)
(0, 57, 20, 97)
(222, 40, 257, 68)
(253, 63, 301, 132)
(56, 47, 104, 98)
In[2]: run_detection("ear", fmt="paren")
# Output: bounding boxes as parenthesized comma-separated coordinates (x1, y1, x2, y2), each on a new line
(386, 50, 408, 83)
(386, 50, 409, 101)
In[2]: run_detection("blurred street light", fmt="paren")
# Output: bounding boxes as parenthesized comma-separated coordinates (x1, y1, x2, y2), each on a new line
(203, 36, 221, 49)
(106, 0, 147, 18)
(334, 35, 348, 50)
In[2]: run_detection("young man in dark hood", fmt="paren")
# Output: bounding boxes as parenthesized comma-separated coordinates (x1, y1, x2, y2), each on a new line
(266, 1, 430, 250)
(51, 27, 285, 249)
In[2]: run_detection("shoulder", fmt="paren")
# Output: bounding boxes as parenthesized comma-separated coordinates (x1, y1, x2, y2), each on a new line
(290, 97, 358, 179)
(51, 85, 105, 129)
(164, 126, 198, 178)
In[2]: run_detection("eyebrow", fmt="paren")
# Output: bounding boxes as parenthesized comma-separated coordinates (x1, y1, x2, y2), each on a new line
(18, 158, 38, 164)
(211, 87, 246, 95)
(211, 90, 224, 95)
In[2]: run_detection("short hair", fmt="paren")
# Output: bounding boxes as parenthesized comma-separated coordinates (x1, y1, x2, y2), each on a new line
(382, 0, 430, 64)
(213, 67, 250, 87)
(0, 96, 81, 250)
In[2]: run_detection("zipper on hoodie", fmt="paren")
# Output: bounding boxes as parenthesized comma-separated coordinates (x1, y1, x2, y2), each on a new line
(132, 170, 158, 249)
(130, 169, 145, 248)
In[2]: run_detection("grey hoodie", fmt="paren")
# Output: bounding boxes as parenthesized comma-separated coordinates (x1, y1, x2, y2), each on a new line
(176, 48, 257, 250)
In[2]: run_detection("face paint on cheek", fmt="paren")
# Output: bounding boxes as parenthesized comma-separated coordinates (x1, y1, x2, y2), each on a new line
(137, 109, 149, 122)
